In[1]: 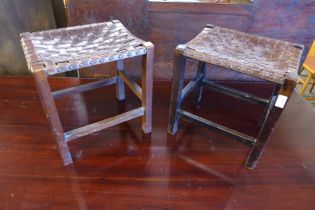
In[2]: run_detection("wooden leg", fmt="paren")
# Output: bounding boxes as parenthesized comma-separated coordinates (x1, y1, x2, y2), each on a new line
(141, 42, 154, 133)
(194, 61, 207, 108)
(32, 71, 73, 165)
(258, 84, 280, 127)
(246, 80, 296, 169)
(116, 60, 125, 101)
(300, 73, 312, 96)
(168, 45, 187, 135)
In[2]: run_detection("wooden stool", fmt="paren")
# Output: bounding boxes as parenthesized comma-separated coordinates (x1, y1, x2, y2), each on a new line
(20, 20, 154, 165)
(168, 24, 303, 169)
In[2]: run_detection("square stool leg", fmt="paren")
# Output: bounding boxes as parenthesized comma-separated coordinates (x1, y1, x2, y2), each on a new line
(168, 45, 186, 135)
(257, 84, 280, 127)
(194, 61, 207, 108)
(246, 79, 296, 169)
(32, 70, 73, 165)
(168, 45, 187, 135)
(116, 60, 125, 101)
(142, 43, 154, 133)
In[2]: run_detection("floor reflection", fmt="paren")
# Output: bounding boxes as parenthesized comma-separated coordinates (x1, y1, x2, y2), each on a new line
(64, 123, 154, 209)
(178, 155, 234, 184)
(66, 165, 88, 210)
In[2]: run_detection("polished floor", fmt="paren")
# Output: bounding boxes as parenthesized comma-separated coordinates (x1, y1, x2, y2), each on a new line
(0, 77, 315, 210)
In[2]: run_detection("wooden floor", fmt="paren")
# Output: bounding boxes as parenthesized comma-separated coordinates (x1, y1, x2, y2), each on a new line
(0, 77, 315, 210)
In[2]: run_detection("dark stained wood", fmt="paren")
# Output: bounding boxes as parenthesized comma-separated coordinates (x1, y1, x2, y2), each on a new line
(257, 84, 279, 127)
(65, 0, 315, 80)
(194, 61, 207, 107)
(246, 80, 296, 169)
(0, 77, 315, 209)
(179, 109, 257, 146)
(116, 60, 125, 101)
(203, 80, 269, 106)
(147, 1, 253, 15)
(168, 45, 187, 135)
(0, 0, 56, 76)
(52, 77, 117, 99)
(167, 23, 302, 169)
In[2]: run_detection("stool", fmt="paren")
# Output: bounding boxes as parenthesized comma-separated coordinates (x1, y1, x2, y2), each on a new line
(168, 24, 303, 169)
(20, 20, 154, 165)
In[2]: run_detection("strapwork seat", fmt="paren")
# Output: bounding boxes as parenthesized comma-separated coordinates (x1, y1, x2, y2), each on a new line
(21, 20, 148, 75)
(168, 24, 303, 169)
(183, 24, 303, 84)
(21, 20, 154, 165)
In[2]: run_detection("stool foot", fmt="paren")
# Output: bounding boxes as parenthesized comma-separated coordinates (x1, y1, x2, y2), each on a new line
(62, 151, 73, 165)
(168, 123, 179, 135)
(246, 159, 257, 170)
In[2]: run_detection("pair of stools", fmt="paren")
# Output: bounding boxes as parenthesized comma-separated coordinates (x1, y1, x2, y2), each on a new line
(21, 20, 303, 169)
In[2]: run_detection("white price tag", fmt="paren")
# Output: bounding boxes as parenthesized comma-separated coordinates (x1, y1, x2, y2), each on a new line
(275, 95, 288, 108)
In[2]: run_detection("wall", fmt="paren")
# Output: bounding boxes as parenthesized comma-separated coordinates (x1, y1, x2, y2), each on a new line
(0, 0, 57, 76)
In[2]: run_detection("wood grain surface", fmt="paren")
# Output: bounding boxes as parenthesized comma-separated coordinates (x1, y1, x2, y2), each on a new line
(0, 77, 314, 209)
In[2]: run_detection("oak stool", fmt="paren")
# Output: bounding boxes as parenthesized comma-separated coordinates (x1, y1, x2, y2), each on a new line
(21, 20, 154, 165)
(168, 24, 303, 169)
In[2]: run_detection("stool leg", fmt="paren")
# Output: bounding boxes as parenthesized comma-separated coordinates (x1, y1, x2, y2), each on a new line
(194, 61, 207, 108)
(258, 84, 280, 127)
(142, 43, 154, 133)
(246, 80, 295, 169)
(168, 46, 187, 135)
(116, 60, 125, 101)
(32, 71, 73, 165)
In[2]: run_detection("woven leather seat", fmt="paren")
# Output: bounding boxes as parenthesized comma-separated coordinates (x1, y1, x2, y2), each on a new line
(21, 20, 148, 75)
(168, 24, 303, 169)
(183, 24, 303, 84)
(20, 20, 154, 165)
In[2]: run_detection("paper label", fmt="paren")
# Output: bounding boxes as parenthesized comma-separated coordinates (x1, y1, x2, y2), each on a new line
(275, 95, 288, 108)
